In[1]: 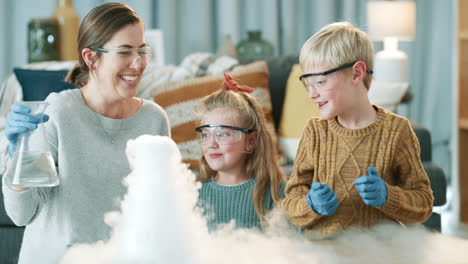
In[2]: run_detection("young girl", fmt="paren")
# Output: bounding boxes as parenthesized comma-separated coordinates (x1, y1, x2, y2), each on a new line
(196, 73, 286, 230)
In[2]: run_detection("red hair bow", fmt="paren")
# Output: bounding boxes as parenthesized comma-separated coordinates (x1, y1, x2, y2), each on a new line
(221, 73, 254, 93)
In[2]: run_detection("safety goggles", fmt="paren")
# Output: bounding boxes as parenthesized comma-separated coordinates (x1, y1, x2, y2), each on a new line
(195, 124, 254, 145)
(90, 46, 153, 63)
(299, 61, 373, 91)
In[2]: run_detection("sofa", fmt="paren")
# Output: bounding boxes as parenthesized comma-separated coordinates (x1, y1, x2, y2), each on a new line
(0, 55, 447, 263)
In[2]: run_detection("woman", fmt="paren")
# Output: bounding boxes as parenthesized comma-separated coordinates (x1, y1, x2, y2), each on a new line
(2, 3, 170, 263)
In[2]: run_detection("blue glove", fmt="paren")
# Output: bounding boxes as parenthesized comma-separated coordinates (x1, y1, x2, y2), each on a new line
(354, 166, 387, 207)
(5, 104, 49, 158)
(306, 182, 338, 216)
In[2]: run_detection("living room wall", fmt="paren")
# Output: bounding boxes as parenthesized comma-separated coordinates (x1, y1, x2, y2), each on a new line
(0, 0, 154, 80)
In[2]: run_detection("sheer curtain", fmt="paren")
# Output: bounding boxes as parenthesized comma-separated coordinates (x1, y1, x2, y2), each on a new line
(408, 0, 454, 181)
(0, 0, 455, 183)
(155, 0, 369, 64)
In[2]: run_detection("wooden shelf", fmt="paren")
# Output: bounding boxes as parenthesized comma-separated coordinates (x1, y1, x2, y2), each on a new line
(461, 118, 468, 130)
(459, 0, 468, 224)
(460, 32, 468, 40)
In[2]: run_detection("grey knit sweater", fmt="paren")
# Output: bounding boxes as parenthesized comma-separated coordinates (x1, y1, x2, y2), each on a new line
(2, 89, 170, 264)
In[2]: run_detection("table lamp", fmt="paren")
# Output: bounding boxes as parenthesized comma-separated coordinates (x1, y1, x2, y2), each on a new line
(367, 1, 416, 111)
(367, 1, 416, 82)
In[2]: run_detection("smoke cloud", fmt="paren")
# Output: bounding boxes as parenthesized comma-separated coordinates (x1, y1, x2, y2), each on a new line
(61, 135, 468, 264)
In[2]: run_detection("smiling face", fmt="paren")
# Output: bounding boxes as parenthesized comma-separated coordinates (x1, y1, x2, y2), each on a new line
(302, 64, 355, 120)
(200, 107, 256, 176)
(92, 22, 147, 100)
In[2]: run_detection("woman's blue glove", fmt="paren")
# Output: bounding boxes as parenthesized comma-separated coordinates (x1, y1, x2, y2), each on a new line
(5, 104, 49, 158)
(306, 182, 338, 216)
(354, 166, 387, 207)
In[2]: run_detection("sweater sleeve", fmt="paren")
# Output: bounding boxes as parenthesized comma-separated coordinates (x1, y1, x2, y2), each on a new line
(282, 121, 324, 227)
(2, 181, 51, 226)
(379, 120, 434, 224)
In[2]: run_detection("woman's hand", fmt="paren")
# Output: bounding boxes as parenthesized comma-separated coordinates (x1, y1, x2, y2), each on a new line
(5, 104, 49, 158)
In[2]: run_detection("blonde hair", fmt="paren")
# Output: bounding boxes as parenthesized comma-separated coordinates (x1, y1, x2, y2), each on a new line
(65, 3, 143, 87)
(197, 88, 285, 222)
(299, 21, 374, 89)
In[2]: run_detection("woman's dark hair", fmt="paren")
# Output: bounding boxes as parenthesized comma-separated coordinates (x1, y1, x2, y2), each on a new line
(65, 3, 143, 87)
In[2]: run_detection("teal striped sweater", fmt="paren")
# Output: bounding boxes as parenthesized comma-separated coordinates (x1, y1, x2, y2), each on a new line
(198, 178, 285, 231)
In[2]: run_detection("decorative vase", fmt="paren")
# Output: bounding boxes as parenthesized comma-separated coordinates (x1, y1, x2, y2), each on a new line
(54, 0, 79, 61)
(236, 31, 274, 60)
(28, 18, 58, 63)
(217, 34, 238, 57)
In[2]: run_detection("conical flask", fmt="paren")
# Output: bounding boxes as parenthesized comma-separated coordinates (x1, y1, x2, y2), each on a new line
(4, 101, 59, 187)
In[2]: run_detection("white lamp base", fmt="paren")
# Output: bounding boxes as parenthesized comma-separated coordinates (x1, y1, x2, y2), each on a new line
(368, 81, 409, 112)
(370, 37, 409, 111)
(373, 37, 409, 83)
(373, 49, 408, 83)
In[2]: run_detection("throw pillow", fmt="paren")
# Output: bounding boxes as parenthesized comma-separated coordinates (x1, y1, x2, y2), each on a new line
(152, 61, 281, 169)
(278, 64, 319, 162)
(14, 68, 76, 101)
(239, 55, 299, 128)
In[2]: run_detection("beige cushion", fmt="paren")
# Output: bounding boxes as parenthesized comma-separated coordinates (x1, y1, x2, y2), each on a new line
(152, 61, 280, 169)
(278, 64, 320, 161)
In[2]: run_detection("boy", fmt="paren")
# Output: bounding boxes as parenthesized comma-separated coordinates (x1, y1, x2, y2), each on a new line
(282, 22, 433, 235)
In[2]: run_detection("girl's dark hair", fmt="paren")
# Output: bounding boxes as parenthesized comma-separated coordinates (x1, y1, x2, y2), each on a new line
(65, 3, 143, 87)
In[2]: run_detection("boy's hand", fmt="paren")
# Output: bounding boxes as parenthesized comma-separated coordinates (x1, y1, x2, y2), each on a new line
(306, 182, 338, 216)
(354, 166, 387, 207)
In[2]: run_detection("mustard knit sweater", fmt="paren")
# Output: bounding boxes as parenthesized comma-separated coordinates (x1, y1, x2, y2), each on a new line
(282, 106, 434, 235)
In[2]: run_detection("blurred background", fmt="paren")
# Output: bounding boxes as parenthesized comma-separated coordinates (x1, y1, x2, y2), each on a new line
(0, 0, 462, 235)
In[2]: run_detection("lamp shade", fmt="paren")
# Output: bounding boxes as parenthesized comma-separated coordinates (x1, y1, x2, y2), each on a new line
(367, 1, 416, 41)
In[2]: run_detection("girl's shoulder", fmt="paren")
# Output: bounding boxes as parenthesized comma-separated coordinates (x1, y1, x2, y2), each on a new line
(279, 180, 287, 198)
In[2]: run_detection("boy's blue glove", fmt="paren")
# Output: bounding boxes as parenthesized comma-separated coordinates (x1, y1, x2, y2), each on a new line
(5, 104, 49, 158)
(354, 166, 387, 207)
(306, 182, 338, 216)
